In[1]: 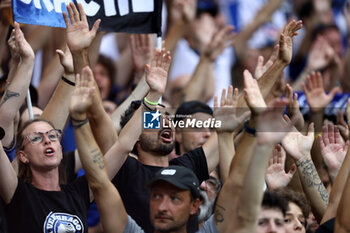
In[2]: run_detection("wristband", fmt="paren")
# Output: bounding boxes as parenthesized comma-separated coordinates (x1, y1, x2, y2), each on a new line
(71, 117, 89, 129)
(144, 97, 158, 106)
(244, 120, 256, 136)
(142, 99, 156, 111)
(62, 76, 75, 86)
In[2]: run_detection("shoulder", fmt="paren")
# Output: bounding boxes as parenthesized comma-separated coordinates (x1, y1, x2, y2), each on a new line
(197, 215, 219, 233)
(124, 215, 145, 233)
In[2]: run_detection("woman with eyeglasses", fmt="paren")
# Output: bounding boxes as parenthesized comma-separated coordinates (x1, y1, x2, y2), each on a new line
(0, 119, 90, 233)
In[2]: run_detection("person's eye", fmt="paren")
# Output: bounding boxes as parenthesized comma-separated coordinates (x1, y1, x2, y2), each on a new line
(258, 220, 267, 226)
(48, 133, 58, 140)
(152, 194, 161, 200)
(276, 220, 284, 226)
(171, 196, 181, 202)
(30, 135, 42, 143)
(284, 218, 291, 223)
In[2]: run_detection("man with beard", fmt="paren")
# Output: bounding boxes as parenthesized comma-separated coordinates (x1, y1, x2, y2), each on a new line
(111, 85, 245, 233)
(111, 102, 217, 233)
(174, 101, 222, 226)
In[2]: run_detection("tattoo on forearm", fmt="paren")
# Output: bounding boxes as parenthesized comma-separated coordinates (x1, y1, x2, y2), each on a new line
(296, 158, 329, 204)
(90, 148, 105, 170)
(0, 90, 20, 106)
(215, 204, 226, 224)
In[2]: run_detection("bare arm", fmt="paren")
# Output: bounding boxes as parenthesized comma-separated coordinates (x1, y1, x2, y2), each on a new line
(0, 23, 34, 148)
(70, 67, 128, 233)
(234, 0, 284, 60)
(110, 74, 149, 133)
(0, 140, 18, 204)
(237, 20, 302, 108)
(214, 86, 249, 183)
(334, 169, 350, 233)
(321, 99, 350, 224)
(302, 72, 339, 173)
(63, 2, 117, 154)
(40, 46, 75, 131)
(164, 0, 196, 56)
(282, 122, 328, 222)
(180, 25, 235, 105)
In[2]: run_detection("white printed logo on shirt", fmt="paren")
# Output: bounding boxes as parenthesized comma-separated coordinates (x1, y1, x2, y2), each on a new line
(43, 212, 84, 233)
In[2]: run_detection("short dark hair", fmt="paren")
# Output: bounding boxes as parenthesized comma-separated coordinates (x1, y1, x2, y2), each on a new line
(275, 188, 310, 222)
(262, 190, 288, 216)
(120, 100, 141, 129)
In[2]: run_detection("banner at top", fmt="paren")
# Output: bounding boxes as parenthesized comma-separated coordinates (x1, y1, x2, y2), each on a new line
(12, 0, 163, 34)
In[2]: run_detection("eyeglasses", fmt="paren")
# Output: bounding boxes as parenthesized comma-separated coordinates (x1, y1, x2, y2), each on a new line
(22, 129, 62, 146)
(205, 176, 221, 192)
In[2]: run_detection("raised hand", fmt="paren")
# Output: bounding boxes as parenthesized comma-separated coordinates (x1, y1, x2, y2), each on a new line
(214, 86, 250, 132)
(302, 71, 340, 112)
(279, 20, 302, 64)
(13, 22, 34, 59)
(281, 120, 314, 161)
(70, 66, 95, 117)
(145, 49, 171, 95)
(130, 34, 154, 73)
(285, 83, 304, 131)
(203, 25, 235, 62)
(243, 69, 266, 116)
(256, 98, 293, 145)
(56, 45, 74, 76)
(336, 109, 349, 141)
(254, 44, 279, 79)
(306, 36, 336, 71)
(318, 123, 349, 182)
(63, 2, 100, 53)
(265, 145, 296, 190)
(7, 29, 20, 60)
(170, 0, 196, 23)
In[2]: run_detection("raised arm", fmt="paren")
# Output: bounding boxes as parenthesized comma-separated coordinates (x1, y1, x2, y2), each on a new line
(164, 0, 196, 56)
(321, 99, 350, 225)
(63, 2, 100, 75)
(110, 34, 155, 133)
(40, 46, 75, 131)
(212, 68, 266, 231)
(334, 169, 350, 233)
(237, 20, 302, 108)
(104, 49, 171, 179)
(285, 83, 304, 131)
(265, 145, 296, 190)
(63, 2, 117, 153)
(302, 71, 340, 173)
(318, 123, 348, 184)
(234, 0, 284, 60)
(213, 86, 249, 183)
(215, 98, 293, 233)
(282, 122, 328, 222)
(70, 67, 127, 233)
(0, 139, 18, 204)
(0, 22, 34, 148)
(179, 25, 235, 105)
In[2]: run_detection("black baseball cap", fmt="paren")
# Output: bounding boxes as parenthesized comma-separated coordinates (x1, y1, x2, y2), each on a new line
(174, 101, 213, 123)
(147, 166, 201, 199)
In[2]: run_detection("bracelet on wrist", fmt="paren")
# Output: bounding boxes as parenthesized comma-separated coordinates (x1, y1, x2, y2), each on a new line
(144, 97, 158, 106)
(71, 117, 89, 129)
(142, 99, 156, 111)
(62, 76, 75, 86)
(244, 120, 256, 136)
